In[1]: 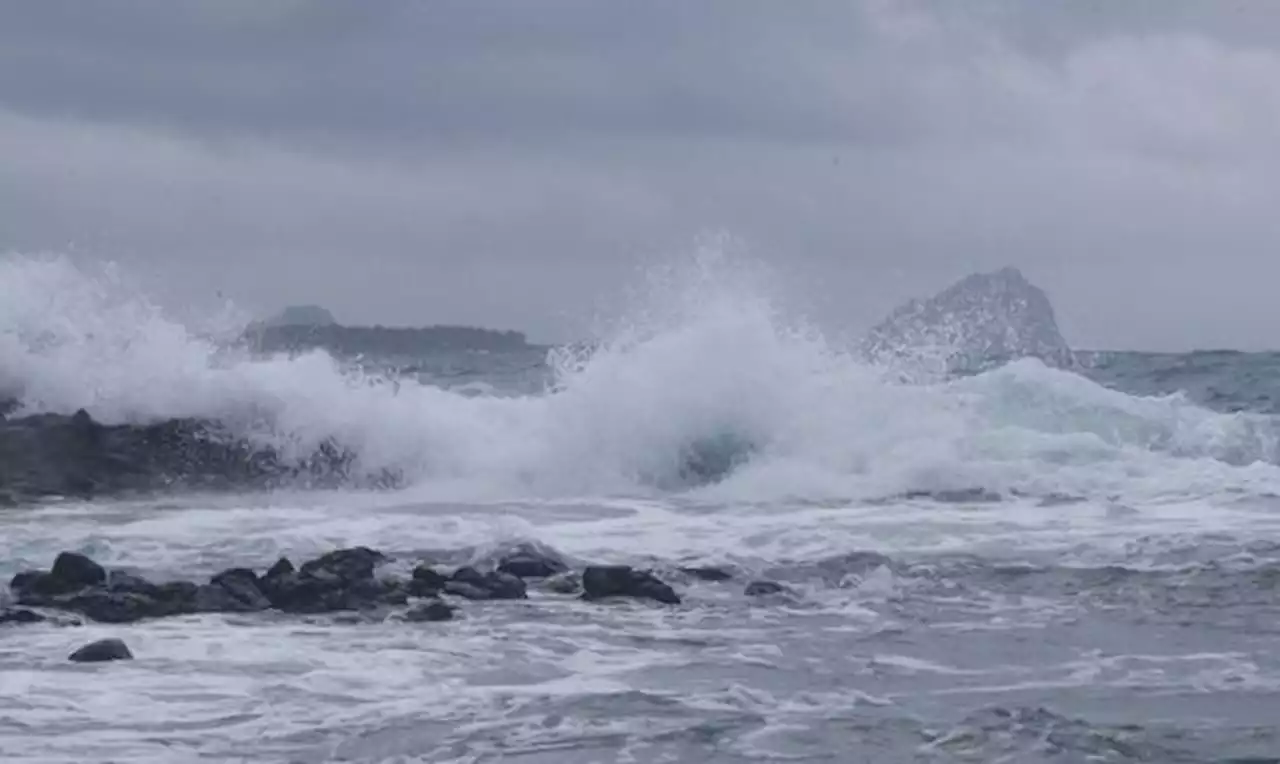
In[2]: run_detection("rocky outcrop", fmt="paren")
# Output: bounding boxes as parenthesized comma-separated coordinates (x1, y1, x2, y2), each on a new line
(0, 408, 394, 505)
(7, 547, 686, 626)
(862, 267, 1074, 374)
(582, 565, 682, 605)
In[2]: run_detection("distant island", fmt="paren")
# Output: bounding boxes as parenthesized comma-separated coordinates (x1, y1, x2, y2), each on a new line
(244, 305, 530, 355)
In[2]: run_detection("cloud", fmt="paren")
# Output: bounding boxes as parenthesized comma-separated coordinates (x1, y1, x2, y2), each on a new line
(2, 1, 1279, 349)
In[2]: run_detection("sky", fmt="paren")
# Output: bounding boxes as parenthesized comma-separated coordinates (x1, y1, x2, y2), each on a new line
(2, 1, 1280, 350)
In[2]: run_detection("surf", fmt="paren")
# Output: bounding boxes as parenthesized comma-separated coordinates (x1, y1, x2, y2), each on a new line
(2, 250, 1278, 505)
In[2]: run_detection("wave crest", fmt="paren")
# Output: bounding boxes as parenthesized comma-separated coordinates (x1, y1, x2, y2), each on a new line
(2, 251, 1278, 502)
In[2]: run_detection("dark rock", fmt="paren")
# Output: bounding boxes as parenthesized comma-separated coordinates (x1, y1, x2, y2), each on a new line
(63, 590, 164, 623)
(541, 572, 581, 595)
(0, 607, 46, 624)
(582, 565, 681, 605)
(444, 567, 527, 601)
(497, 549, 568, 579)
(679, 566, 735, 582)
(404, 600, 455, 622)
(264, 557, 295, 580)
(107, 570, 163, 598)
(744, 580, 789, 597)
(68, 637, 132, 663)
(50, 551, 106, 591)
(0, 408, 401, 505)
(260, 549, 405, 613)
(299, 547, 385, 582)
(197, 567, 270, 612)
(409, 564, 448, 596)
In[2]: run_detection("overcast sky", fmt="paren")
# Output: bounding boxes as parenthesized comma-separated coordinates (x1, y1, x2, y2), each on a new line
(3, 1, 1280, 350)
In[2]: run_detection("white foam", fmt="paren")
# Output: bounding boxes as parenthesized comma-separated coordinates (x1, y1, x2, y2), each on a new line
(4, 250, 1280, 505)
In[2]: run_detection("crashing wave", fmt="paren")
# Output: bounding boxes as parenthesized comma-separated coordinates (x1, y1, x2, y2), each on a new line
(2, 253, 1279, 504)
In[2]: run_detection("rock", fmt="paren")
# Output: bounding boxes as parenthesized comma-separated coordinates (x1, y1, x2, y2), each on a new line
(862, 266, 1074, 375)
(404, 600, 455, 622)
(0, 409, 399, 505)
(582, 566, 681, 605)
(444, 567, 527, 601)
(679, 566, 735, 582)
(497, 549, 568, 579)
(50, 551, 106, 591)
(198, 568, 270, 613)
(744, 581, 789, 597)
(62, 590, 165, 623)
(299, 547, 385, 582)
(263, 549, 405, 613)
(0, 607, 46, 625)
(541, 572, 581, 595)
(408, 564, 448, 596)
(68, 637, 133, 663)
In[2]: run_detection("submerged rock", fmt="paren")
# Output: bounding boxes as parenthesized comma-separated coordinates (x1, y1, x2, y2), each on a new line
(679, 565, 736, 582)
(0, 607, 46, 625)
(404, 599, 455, 622)
(497, 548, 569, 579)
(744, 580, 789, 597)
(862, 266, 1074, 374)
(68, 638, 133, 663)
(444, 567, 527, 601)
(582, 566, 681, 605)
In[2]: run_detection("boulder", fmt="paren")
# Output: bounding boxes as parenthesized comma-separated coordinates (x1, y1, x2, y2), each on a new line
(581, 566, 681, 605)
(404, 600, 455, 622)
(444, 567, 527, 601)
(0, 607, 46, 625)
(497, 548, 569, 579)
(68, 637, 133, 663)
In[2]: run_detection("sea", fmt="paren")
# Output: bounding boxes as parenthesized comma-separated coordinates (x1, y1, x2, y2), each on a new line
(3, 255, 1280, 763)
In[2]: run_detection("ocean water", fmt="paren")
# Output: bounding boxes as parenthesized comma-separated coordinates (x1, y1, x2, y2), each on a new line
(3, 254, 1280, 763)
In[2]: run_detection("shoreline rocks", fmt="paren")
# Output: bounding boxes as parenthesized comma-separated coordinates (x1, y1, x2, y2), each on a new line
(6, 547, 687, 627)
(0, 408, 397, 506)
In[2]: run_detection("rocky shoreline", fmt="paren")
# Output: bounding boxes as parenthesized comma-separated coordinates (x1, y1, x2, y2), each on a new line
(2, 545, 789, 629)
(0, 406, 393, 506)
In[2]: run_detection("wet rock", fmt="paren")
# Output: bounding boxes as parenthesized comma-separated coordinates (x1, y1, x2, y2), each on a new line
(68, 637, 133, 663)
(0, 408, 398, 505)
(12, 551, 107, 601)
(195, 567, 271, 613)
(51, 552, 107, 590)
(444, 567, 527, 601)
(408, 564, 448, 596)
(497, 549, 568, 579)
(404, 599, 455, 622)
(62, 590, 164, 623)
(541, 572, 581, 595)
(0, 607, 46, 625)
(263, 549, 405, 613)
(107, 570, 164, 599)
(299, 547, 385, 582)
(679, 566, 735, 582)
(744, 580, 789, 597)
(582, 566, 681, 605)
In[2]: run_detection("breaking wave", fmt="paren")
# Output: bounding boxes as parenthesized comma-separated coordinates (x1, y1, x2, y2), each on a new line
(3, 250, 1279, 502)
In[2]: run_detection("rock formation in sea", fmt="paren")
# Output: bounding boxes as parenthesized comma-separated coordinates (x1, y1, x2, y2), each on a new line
(861, 266, 1074, 374)
(0, 408, 390, 505)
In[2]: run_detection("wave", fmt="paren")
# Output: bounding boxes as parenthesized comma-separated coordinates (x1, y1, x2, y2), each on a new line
(3, 251, 1279, 502)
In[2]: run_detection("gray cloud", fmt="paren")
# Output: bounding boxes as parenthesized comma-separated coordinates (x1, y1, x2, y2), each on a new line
(2, 0, 1279, 349)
